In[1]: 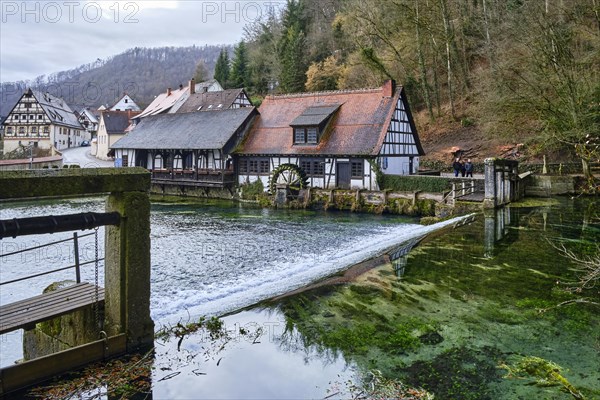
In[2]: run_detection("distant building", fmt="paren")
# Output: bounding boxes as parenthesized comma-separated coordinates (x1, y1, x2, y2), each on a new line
(109, 93, 141, 112)
(236, 80, 424, 191)
(2, 88, 84, 153)
(77, 107, 99, 140)
(136, 79, 223, 119)
(96, 110, 140, 161)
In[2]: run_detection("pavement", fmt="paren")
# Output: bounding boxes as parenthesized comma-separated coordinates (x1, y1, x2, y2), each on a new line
(60, 146, 115, 168)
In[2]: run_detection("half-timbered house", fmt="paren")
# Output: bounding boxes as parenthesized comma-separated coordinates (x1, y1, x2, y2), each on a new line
(236, 80, 424, 191)
(77, 107, 99, 140)
(2, 89, 84, 153)
(111, 107, 258, 188)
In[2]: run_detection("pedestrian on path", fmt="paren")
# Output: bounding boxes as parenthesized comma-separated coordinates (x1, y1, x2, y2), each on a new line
(465, 159, 474, 177)
(452, 158, 461, 177)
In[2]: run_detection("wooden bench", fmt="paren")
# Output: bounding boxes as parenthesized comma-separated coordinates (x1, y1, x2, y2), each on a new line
(0, 282, 104, 335)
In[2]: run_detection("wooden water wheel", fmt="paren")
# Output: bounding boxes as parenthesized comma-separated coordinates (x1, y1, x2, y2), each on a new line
(269, 163, 309, 194)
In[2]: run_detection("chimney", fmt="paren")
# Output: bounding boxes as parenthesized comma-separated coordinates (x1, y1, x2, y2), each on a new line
(167, 87, 172, 96)
(179, 84, 184, 90)
(189, 78, 196, 94)
(382, 79, 396, 97)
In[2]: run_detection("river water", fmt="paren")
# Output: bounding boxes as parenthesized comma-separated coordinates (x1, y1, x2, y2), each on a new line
(0, 197, 453, 367)
(1, 197, 598, 399)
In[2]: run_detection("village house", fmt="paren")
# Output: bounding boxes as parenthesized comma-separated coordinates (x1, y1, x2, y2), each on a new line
(175, 88, 252, 113)
(109, 93, 141, 112)
(77, 107, 99, 141)
(236, 80, 424, 191)
(136, 79, 223, 119)
(111, 107, 258, 188)
(2, 89, 84, 153)
(96, 110, 140, 161)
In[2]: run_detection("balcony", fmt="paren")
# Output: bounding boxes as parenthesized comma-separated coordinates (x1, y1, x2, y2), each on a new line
(150, 168, 235, 188)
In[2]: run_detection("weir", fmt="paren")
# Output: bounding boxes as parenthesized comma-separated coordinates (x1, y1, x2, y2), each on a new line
(0, 168, 154, 394)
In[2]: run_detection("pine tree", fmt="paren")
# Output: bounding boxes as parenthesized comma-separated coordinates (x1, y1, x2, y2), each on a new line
(230, 41, 250, 88)
(214, 48, 230, 88)
(278, 0, 308, 93)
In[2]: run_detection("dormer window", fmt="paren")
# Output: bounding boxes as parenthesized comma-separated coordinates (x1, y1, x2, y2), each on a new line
(291, 103, 340, 145)
(294, 127, 318, 144)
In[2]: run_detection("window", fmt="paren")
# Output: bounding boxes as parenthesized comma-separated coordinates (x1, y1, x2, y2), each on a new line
(351, 160, 364, 178)
(122, 154, 129, 167)
(294, 126, 320, 144)
(24, 103, 31, 109)
(38, 114, 43, 119)
(6, 127, 13, 134)
(31, 126, 37, 134)
(13, 115, 19, 120)
(18, 127, 25, 134)
(300, 159, 324, 176)
(259, 160, 269, 174)
(43, 126, 50, 134)
(21, 115, 27, 120)
(29, 114, 34, 120)
(249, 160, 258, 173)
(125, 99, 129, 103)
(239, 159, 248, 173)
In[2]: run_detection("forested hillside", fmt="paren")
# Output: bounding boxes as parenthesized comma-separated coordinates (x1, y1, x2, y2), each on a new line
(227, 0, 598, 166)
(1, 1, 598, 169)
(0, 45, 227, 115)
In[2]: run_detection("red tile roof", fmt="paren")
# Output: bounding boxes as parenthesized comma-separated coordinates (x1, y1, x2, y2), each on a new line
(238, 85, 409, 156)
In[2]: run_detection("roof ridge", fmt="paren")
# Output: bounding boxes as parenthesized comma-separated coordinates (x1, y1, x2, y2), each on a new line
(267, 87, 382, 100)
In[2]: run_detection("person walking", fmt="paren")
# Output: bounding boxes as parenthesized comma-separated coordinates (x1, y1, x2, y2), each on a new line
(452, 158, 461, 177)
(465, 159, 474, 177)
(460, 160, 466, 177)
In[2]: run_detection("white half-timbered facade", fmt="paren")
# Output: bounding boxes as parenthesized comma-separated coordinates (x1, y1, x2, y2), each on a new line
(2, 89, 84, 153)
(236, 80, 424, 191)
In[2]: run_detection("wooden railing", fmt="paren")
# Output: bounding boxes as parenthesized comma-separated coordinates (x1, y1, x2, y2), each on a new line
(151, 168, 235, 187)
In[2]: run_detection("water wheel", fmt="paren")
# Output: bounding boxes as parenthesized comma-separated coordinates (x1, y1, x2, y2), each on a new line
(269, 163, 309, 194)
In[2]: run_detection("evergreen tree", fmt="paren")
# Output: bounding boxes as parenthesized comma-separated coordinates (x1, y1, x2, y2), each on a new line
(230, 41, 250, 88)
(214, 48, 230, 88)
(278, 0, 308, 93)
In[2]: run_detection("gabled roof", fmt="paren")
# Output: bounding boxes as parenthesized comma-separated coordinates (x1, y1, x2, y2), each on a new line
(176, 88, 249, 113)
(109, 94, 141, 111)
(137, 87, 188, 118)
(79, 108, 99, 124)
(112, 107, 257, 150)
(137, 80, 224, 118)
(101, 110, 140, 135)
(28, 90, 82, 129)
(238, 84, 421, 156)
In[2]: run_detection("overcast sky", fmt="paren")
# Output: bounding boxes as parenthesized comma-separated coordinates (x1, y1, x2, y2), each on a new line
(0, 0, 286, 83)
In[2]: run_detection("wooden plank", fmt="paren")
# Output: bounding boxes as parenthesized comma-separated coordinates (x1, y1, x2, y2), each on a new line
(0, 283, 104, 335)
(0, 283, 99, 314)
(0, 334, 127, 395)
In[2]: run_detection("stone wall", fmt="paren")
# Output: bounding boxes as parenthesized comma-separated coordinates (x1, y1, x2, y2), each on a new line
(524, 175, 576, 197)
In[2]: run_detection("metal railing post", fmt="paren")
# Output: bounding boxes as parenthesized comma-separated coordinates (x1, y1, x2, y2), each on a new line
(73, 232, 81, 283)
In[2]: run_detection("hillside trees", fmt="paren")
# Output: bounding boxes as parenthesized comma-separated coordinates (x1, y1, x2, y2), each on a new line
(230, 41, 251, 88)
(214, 49, 230, 88)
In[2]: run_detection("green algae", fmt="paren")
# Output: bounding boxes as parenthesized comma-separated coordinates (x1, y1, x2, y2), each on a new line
(273, 197, 600, 400)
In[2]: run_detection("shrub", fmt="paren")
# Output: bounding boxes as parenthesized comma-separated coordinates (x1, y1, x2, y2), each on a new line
(381, 175, 451, 193)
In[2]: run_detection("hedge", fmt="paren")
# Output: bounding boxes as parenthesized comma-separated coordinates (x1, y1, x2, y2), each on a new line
(381, 174, 451, 193)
